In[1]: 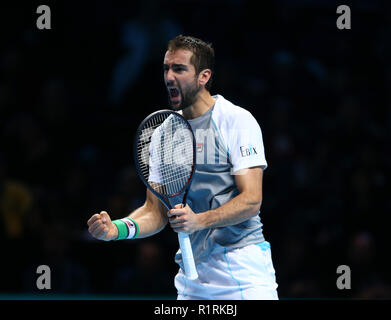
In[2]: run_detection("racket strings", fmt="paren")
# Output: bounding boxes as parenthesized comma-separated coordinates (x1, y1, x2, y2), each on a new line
(136, 112, 194, 196)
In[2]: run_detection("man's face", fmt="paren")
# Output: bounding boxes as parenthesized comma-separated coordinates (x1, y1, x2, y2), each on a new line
(163, 49, 201, 111)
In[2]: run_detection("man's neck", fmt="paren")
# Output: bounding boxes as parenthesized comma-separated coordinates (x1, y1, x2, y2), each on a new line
(182, 90, 216, 120)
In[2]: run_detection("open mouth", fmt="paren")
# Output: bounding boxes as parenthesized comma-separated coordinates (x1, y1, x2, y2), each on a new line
(169, 87, 180, 98)
(168, 87, 181, 105)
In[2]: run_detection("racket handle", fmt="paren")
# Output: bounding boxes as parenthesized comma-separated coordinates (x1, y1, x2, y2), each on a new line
(178, 232, 198, 280)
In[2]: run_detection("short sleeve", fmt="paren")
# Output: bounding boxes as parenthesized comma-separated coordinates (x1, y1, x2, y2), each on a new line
(227, 111, 267, 173)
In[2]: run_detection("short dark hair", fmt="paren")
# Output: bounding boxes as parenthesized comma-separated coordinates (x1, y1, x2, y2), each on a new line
(167, 35, 215, 91)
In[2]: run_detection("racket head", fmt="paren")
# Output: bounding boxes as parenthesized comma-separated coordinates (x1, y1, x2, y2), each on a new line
(133, 109, 196, 208)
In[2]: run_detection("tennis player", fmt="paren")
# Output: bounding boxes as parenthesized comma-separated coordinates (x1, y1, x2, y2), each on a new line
(87, 35, 278, 300)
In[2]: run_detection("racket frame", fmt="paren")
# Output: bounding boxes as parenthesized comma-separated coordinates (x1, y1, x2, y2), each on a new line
(133, 109, 199, 279)
(134, 109, 196, 208)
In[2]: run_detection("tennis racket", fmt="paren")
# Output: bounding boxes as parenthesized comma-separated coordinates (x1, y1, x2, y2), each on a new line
(134, 109, 198, 280)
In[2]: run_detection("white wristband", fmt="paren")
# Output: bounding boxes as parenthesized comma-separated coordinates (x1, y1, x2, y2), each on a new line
(120, 218, 136, 239)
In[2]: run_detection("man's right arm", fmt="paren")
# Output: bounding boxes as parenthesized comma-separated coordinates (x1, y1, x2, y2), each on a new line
(87, 189, 168, 241)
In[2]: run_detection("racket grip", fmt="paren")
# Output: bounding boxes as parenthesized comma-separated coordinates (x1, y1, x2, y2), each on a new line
(178, 232, 198, 280)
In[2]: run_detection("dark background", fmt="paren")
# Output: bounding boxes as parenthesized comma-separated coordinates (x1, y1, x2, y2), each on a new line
(0, 0, 390, 299)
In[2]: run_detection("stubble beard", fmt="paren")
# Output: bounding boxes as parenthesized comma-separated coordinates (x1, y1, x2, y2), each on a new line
(169, 80, 201, 112)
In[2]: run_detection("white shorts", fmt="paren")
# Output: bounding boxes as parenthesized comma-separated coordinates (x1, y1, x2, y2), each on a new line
(175, 241, 278, 300)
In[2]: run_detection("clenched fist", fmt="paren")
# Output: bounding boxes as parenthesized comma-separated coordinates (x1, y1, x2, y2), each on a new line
(87, 211, 118, 241)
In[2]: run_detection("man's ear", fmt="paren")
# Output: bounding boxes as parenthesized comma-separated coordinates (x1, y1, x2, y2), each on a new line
(198, 69, 212, 87)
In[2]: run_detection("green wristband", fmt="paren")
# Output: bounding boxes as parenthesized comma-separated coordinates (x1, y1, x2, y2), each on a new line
(112, 219, 128, 240)
(112, 218, 139, 240)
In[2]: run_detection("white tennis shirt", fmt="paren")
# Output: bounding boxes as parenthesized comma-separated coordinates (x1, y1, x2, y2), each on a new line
(150, 94, 268, 268)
